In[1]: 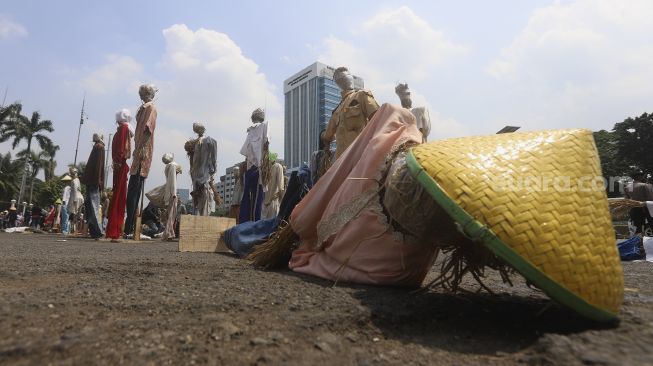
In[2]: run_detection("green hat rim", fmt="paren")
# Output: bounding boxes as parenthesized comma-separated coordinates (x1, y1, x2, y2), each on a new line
(405, 149, 618, 323)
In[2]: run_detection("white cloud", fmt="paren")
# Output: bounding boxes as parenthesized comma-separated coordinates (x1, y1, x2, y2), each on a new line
(316, 6, 468, 138)
(80, 55, 144, 94)
(74, 24, 281, 192)
(318, 7, 467, 98)
(0, 15, 27, 40)
(156, 24, 281, 180)
(486, 0, 653, 130)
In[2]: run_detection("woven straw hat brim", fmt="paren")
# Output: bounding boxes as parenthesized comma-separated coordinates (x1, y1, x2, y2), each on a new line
(406, 129, 623, 323)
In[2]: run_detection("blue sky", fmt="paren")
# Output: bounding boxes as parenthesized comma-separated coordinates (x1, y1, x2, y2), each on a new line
(2, 0, 653, 190)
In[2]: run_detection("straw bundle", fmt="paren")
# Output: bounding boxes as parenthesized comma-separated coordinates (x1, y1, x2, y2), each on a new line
(608, 198, 644, 220)
(246, 221, 298, 269)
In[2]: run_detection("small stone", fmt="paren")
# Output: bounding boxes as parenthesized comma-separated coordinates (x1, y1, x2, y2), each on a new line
(47, 304, 54, 309)
(345, 333, 358, 343)
(314, 341, 334, 354)
(372, 337, 380, 342)
(250, 337, 269, 346)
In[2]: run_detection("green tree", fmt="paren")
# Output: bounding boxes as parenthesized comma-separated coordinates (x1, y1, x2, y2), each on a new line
(17, 149, 49, 204)
(42, 141, 60, 182)
(593, 130, 633, 178)
(613, 112, 653, 174)
(0, 152, 21, 201)
(0, 102, 22, 128)
(0, 108, 54, 204)
(36, 175, 64, 207)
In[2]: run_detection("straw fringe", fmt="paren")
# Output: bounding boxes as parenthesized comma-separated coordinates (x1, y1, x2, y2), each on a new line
(246, 221, 298, 269)
(608, 198, 645, 220)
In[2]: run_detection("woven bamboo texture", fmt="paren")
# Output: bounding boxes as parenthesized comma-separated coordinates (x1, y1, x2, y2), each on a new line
(412, 129, 623, 314)
(178, 215, 235, 252)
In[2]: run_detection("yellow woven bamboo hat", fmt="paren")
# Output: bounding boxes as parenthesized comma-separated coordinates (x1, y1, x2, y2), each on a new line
(405, 129, 623, 322)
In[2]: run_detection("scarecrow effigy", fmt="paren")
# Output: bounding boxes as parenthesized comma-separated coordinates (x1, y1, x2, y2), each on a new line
(106, 109, 132, 242)
(395, 83, 431, 142)
(146, 153, 182, 240)
(249, 103, 623, 323)
(124, 84, 158, 237)
(184, 123, 218, 216)
(322, 66, 379, 159)
(239, 108, 270, 223)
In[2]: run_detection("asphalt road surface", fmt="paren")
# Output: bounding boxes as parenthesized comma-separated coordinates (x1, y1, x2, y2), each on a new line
(1, 232, 651, 365)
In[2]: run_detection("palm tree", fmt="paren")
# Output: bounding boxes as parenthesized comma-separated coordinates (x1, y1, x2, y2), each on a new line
(0, 108, 54, 205)
(0, 152, 21, 201)
(0, 102, 22, 128)
(42, 141, 60, 182)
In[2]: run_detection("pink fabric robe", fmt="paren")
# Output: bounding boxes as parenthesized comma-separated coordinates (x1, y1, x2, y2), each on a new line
(289, 104, 438, 287)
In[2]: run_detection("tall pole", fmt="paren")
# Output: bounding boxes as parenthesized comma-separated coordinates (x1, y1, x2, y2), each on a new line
(17, 156, 29, 213)
(73, 93, 86, 166)
(104, 133, 112, 190)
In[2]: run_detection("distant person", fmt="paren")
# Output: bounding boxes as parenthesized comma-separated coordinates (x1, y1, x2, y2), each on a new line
(60, 174, 72, 234)
(30, 204, 42, 230)
(141, 202, 163, 238)
(8, 207, 17, 228)
(624, 171, 653, 233)
(42, 205, 56, 230)
(67, 168, 84, 234)
(0, 210, 7, 229)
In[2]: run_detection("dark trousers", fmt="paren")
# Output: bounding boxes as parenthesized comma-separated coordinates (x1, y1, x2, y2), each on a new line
(630, 207, 652, 234)
(238, 166, 264, 223)
(124, 172, 145, 235)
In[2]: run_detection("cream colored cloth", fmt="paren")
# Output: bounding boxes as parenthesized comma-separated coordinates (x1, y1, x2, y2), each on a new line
(194, 183, 214, 216)
(262, 162, 284, 219)
(411, 107, 431, 142)
(163, 198, 177, 240)
(164, 162, 179, 207)
(67, 178, 84, 214)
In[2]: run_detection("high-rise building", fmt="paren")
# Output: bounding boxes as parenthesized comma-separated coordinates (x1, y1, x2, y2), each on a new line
(216, 164, 241, 212)
(283, 62, 364, 170)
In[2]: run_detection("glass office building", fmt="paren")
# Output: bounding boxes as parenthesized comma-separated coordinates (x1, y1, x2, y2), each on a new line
(283, 62, 364, 170)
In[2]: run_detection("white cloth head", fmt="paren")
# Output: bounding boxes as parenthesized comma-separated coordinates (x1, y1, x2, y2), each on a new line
(115, 109, 132, 123)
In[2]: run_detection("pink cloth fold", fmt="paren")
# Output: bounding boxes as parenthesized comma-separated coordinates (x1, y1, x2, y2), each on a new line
(289, 104, 438, 287)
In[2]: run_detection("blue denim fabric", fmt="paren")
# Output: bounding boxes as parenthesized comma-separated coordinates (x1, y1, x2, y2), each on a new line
(85, 185, 103, 238)
(224, 217, 280, 257)
(60, 204, 69, 234)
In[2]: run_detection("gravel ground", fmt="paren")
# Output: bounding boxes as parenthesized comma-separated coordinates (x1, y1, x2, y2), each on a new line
(0, 232, 652, 365)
